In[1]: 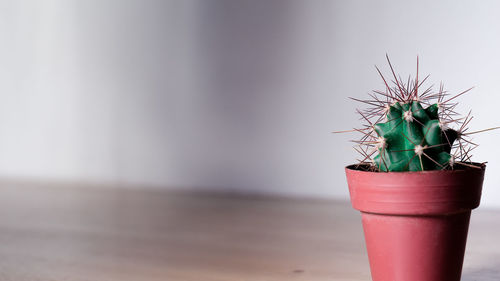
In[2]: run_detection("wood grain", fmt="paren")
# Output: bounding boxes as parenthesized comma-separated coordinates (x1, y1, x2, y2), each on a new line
(0, 182, 497, 280)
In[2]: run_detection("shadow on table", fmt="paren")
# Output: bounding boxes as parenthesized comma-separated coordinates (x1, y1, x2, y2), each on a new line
(463, 266, 500, 281)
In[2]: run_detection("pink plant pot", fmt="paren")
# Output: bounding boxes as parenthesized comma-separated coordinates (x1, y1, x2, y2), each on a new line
(345, 164, 485, 281)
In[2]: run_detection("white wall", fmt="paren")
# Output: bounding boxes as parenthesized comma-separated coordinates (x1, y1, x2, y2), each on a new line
(2, 0, 500, 207)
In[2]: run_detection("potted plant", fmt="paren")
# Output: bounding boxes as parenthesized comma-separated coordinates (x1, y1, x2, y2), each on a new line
(338, 56, 496, 281)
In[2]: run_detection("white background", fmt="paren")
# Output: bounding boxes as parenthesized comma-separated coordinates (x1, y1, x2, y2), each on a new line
(1, 0, 500, 206)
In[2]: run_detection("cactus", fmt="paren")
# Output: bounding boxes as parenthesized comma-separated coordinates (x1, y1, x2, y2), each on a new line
(372, 101, 458, 171)
(341, 55, 487, 172)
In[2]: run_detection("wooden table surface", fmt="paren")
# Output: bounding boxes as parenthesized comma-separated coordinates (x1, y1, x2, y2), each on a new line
(0, 182, 498, 281)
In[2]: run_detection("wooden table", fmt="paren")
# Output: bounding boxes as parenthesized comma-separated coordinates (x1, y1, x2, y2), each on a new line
(0, 182, 498, 280)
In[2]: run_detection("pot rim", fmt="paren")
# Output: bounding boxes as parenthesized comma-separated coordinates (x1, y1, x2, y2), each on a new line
(345, 162, 486, 215)
(345, 162, 486, 175)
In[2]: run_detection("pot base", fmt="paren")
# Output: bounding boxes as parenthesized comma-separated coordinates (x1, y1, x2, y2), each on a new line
(362, 211, 470, 281)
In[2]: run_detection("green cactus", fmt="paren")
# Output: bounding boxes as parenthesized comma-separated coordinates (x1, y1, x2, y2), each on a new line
(337, 55, 484, 172)
(373, 101, 458, 171)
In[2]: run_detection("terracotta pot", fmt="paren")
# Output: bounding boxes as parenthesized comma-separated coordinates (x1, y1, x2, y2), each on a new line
(345, 164, 485, 281)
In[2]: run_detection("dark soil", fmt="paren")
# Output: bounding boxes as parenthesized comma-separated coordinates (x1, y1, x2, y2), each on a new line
(347, 162, 486, 172)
